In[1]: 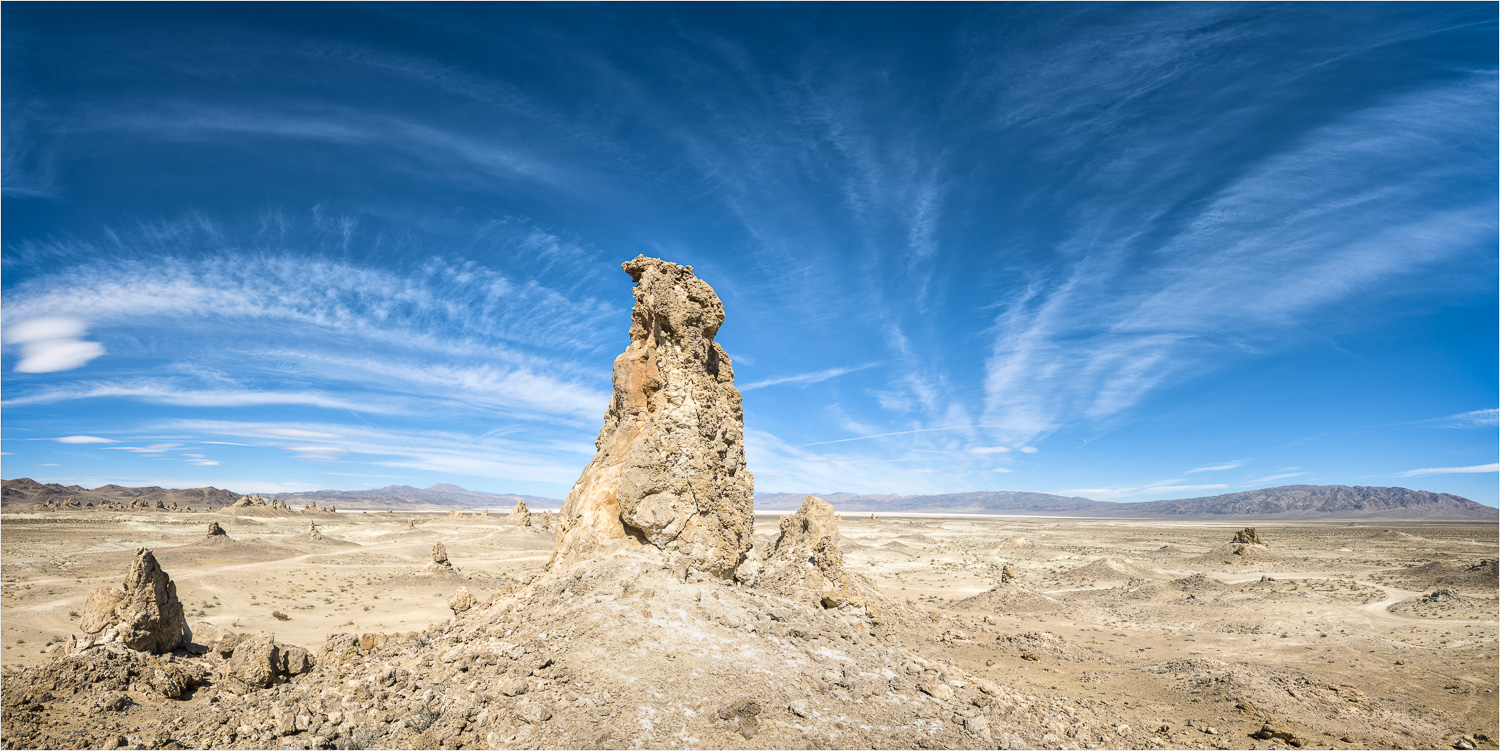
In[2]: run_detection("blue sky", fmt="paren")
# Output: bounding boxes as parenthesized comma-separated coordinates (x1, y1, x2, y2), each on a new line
(3, 3, 1496, 504)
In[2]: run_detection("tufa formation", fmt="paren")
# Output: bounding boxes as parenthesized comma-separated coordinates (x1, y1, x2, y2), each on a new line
(506, 499, 532, 527)
(79, 548, 191, 654)
(552, 256, 753, 578)
(1231, 527, 1267, 545)
(758, 496, 872, 617)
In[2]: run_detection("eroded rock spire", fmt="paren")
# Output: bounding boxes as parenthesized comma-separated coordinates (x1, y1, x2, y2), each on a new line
(78, 548, 190, 654)
(552, 256, 753, 577)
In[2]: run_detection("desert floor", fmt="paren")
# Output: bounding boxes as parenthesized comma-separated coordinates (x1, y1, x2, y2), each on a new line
(1, 511, 1495, 749)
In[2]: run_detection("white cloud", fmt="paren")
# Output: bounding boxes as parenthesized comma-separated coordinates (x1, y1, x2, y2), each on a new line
(980, 73, 1497, 448)
(1249, 471, 1307, 484)
(106, 443, 185, 454)
(3, 381, 409, 414)
(254, 427, 343, 440)
(740, 363, 876, 392)
(1429, 408, 1499, 428)
(967, 446, 1010, 454)
(6, 317, 106, 372)
(39, 463, 59, 467)
(1145, 483, 1228, 493)
(158, 418, 594, 487)
(1187, 459, 1248, 473)
(54, 435, 116, 444)
(1395, 462, 1500, 478)
(991, 467, 1013, 473)
(1018, 446, 1039, 454)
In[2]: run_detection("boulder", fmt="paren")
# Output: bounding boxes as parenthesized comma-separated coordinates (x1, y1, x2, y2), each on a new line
(222, 633, 314, 690)
(204, 521, 230, 540)
(448, 587, 477, 614)
(78, 548, 191, 654)
(552, 256, 753, 578)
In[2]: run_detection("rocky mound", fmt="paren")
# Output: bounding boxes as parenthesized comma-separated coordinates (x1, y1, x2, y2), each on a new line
(77, 549, 191, 654)
(1064, 557, 1166, 584)
(1387, 589, 1500, 620)
(1169, 572, 1231, 593)
(1380, 559, 1498, 591)
(993, 631, 1110, 664)
(552, 257, 754, 579)
(1139, 657, 1443, 745)
(202, 521, 232, 543)
(0, 547, 1143, 749)
(955, 566, 1068, 615)
(1369, 528, 1424, 542)
(1190, 542, 1290, 566)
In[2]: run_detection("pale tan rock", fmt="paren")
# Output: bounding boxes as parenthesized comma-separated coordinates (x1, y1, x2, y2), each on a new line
(552, 256, 753, 578)
(1231, 527, 1267, 546)
(78, 548, 191, 654)
(204, 521, 229, 539)
(448, 587, 477, 614)
(222, 633, 314, 690)
(423, 542, 460, 576)
(506, 499, 532, 527)
(760, 496, 850, 599)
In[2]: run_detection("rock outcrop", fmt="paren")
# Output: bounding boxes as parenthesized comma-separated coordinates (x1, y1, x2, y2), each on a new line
(78, 548, 191, 654)
(506, 499, 532, 527)
(552, 256, 753, 578)
(423, 542, 460, 576)
(204, 521, 230, 540)
(1232, 527, 1267, 546)
(448, 586, 477, 614)
(758, 496, 873, 618)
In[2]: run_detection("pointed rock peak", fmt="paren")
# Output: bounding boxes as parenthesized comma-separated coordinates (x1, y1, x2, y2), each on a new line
(205, 521, 229, 538)
(763, 497, 848, 590)
(552, 256, 754, 577)
(432, 542, 449, 565)
(80, 548, 190, 654)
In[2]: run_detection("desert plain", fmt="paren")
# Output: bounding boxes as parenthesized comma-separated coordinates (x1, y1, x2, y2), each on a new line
(1, 507, 1494, 750)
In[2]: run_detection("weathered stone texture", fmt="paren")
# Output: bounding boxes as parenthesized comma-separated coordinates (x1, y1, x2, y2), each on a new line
(552, 256, 753, 577)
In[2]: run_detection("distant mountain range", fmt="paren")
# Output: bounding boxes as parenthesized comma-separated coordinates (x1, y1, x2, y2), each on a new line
(3, 478, 1492, 520)
(1, 477, 240, 508)
(271, 484, 557, 510)
(756, 485, 1497, 521)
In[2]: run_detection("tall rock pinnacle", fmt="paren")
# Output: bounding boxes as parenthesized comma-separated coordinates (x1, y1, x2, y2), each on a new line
(79, 548, 191, 654)
(552, 256, 754, 577)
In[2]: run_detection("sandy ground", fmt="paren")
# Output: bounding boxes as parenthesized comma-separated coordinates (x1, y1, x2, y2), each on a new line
(1, 510, 1495, 749)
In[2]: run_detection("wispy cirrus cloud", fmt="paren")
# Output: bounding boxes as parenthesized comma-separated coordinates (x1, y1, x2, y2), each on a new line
(1425, 408, 1500, 429)
(979, 69, 1497, 448)
(3, 380, 410, 414)
(1188, 459, 1249, 473)
(156, 419, 596, 485)
(1395, 463, 1500, 478)
(740, 363, 876, 392)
